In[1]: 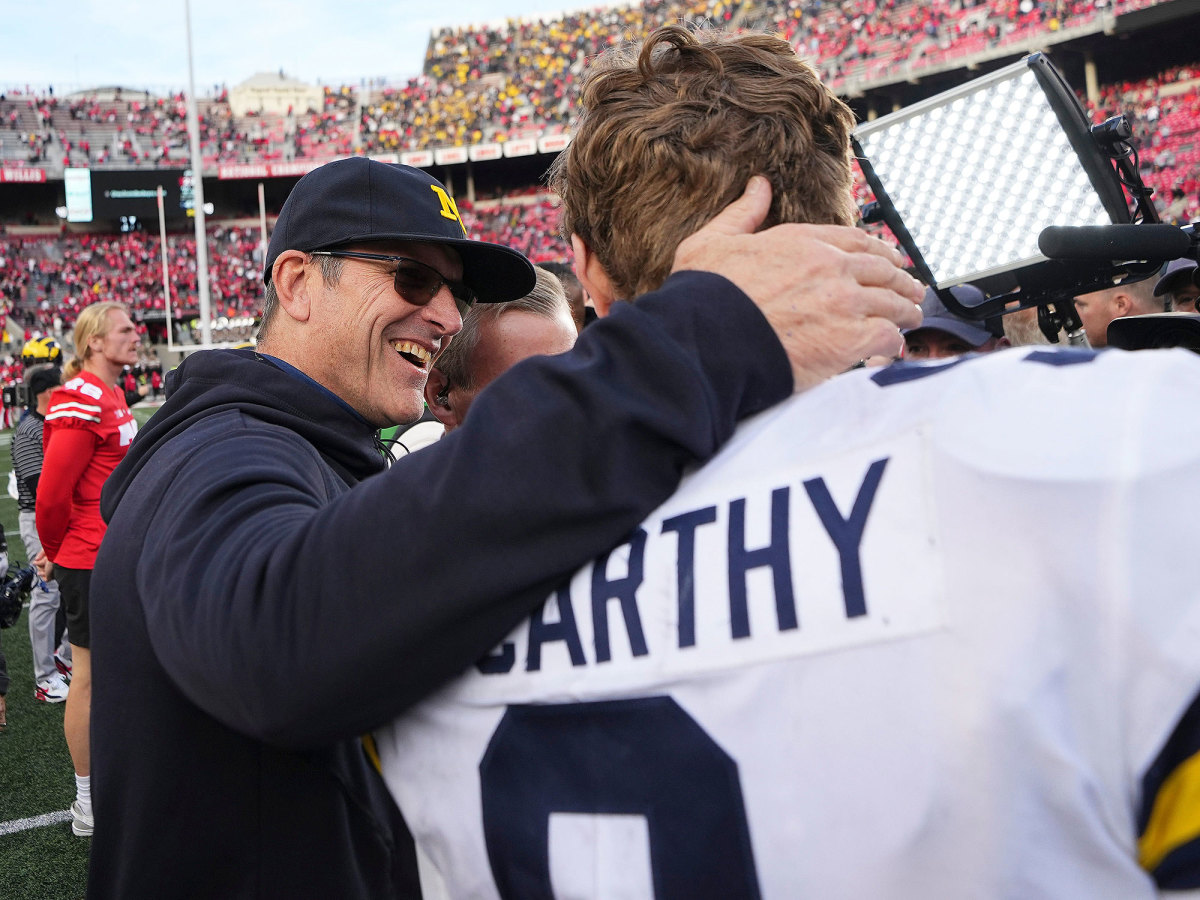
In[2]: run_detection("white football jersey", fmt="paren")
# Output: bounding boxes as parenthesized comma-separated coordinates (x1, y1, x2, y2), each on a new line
(376, 346, 1200, 900)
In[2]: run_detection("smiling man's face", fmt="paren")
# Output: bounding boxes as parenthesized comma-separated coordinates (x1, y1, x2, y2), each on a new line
(308, 241, 465, 428)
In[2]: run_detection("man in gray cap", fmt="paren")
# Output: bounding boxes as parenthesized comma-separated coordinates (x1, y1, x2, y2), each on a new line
(85, 156, 921, 898)
(903, 285, 1006, 360)
(1154, 257, 1199, 314)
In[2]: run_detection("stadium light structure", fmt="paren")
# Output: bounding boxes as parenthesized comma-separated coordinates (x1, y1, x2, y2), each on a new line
(854, 53, 1131, 296)
(848, 52, 1200, 344)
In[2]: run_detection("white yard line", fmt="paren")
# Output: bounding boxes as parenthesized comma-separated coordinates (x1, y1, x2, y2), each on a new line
(0, 809, 72, 835)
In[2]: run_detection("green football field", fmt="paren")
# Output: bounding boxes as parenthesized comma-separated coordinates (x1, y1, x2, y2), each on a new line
(0, 404, 159, 900)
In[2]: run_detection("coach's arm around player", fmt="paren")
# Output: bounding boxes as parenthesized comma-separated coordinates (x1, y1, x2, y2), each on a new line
(84, 155, 920, 899)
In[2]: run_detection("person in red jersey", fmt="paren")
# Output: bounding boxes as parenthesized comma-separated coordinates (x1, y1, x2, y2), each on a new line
(35, 301, 139, 839)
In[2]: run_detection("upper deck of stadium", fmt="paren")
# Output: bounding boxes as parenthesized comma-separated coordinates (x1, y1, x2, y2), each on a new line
(0, 0, 1191, 180)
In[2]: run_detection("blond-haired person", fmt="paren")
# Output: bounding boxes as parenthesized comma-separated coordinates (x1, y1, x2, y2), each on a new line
(35, 301, 140, 838)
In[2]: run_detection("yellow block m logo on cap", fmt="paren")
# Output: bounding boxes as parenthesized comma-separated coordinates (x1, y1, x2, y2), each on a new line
(430, 185, 467, 237)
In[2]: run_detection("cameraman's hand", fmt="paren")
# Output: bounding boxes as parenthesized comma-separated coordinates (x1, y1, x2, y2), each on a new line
(672, 176, 924, 393)
(33, 550, 52, 582)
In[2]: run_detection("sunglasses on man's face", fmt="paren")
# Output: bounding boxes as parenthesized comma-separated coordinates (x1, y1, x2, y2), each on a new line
(308, 250, 475, 316)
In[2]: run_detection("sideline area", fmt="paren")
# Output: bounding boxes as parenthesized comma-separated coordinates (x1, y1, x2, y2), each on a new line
(0, 408, 162, 898)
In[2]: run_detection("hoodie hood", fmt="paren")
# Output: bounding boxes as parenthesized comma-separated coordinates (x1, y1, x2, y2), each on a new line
(101, 349, 385, 521)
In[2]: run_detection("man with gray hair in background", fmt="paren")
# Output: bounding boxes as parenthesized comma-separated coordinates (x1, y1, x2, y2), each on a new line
(425, 266, 579, 434)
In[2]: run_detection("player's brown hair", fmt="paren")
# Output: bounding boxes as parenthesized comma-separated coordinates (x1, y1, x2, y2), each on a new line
(549, 24, 857, 301)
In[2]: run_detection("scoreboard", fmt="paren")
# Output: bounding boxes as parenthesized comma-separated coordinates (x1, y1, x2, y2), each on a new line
(65, 167, 194, 227)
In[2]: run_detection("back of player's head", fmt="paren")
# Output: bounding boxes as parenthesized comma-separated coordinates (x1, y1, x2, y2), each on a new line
(549, 24, 856, 301)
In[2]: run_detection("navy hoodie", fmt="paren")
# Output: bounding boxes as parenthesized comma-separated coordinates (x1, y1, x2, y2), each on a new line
(87, 272, 791, 898)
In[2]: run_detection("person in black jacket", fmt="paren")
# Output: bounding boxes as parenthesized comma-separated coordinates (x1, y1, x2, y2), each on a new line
(87, 157, 922, 898)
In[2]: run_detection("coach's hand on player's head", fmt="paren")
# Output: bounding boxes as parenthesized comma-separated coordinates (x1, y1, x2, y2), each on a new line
(672, 175, 924, 393)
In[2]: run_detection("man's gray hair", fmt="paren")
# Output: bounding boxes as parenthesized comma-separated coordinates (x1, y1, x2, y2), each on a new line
(435, 266, 570, 392)
(256, 253, 344, 344)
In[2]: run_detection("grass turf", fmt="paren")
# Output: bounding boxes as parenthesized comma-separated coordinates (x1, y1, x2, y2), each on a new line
(0, 620, 88, 899)
(0, 404, 160, 900)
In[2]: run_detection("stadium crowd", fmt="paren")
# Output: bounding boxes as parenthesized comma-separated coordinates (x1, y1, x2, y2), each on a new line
(757, 0, 1163, 89)
(0, 2, 1195, 370)
(2, 46, 1196, 330)
(0, 209, 568, 350)
(0, 89, 248, 169)
(461, 199, 571, 265)
(0, 0, 1182, 168)
(0, 227, 264, 337)
(1092, 68, 1200, 225)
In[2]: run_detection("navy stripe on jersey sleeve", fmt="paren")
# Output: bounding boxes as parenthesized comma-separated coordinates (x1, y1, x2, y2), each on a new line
(1137, 686, 1200, 889)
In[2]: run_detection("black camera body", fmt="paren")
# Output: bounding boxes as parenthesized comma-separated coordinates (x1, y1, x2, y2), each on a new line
(0, 564, 38, 629)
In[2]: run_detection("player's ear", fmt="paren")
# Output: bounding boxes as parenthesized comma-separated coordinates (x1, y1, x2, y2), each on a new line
(273, 251, 313, 323)
(571, 234, 615, 317)
(424, 367, 460, 431)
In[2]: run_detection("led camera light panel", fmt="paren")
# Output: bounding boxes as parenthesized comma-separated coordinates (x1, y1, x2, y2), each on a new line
(855, 57, 1117, 288)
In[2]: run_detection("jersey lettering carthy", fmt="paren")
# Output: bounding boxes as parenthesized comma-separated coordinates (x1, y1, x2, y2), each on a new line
(470, 433, 941, 687)
(376, 347, 1200, 900)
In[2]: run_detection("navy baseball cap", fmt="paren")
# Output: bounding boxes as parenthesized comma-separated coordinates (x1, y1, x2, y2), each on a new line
(264, 157, 535, 303)
(904, 285, 993, 347)
(1153, 258, 1198, 297)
